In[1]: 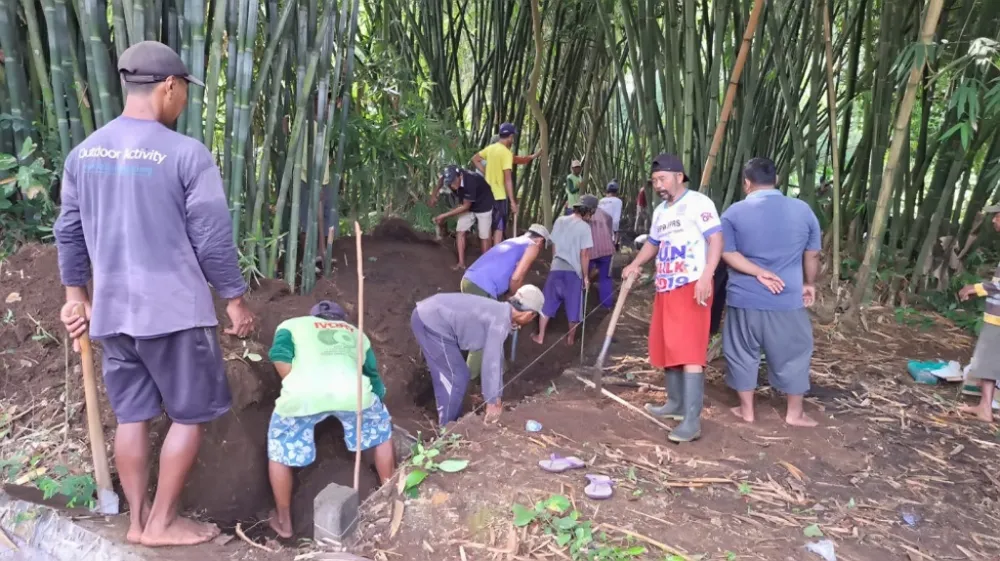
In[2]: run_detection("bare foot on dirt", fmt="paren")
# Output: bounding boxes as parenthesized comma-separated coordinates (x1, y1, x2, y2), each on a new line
(126, 501, 151, 544)
(531, 333, 544, 345)
(566, 336, 576, 346)
(268, 510, 293, 539)
(959, 404, 995, 423)
(785, 412, 819, 428)
(729, 406, 754, 423)
(452, 264, 466, 271)
(140, 516, 220, 547)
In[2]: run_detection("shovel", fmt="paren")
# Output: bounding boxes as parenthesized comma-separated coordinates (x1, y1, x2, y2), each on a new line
(76, 304, 120, 515)
(580, 273, 636, 393)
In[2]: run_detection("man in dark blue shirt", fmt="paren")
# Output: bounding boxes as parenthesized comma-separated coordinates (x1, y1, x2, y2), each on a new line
(434, 165, 496, 269)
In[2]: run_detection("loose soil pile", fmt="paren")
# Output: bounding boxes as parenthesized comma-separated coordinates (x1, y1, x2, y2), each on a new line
(0, 219, 585, 537)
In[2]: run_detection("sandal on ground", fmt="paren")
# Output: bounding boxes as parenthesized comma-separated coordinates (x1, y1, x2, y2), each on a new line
(538, 454, 585, 473)
(584, 474, 614, 500)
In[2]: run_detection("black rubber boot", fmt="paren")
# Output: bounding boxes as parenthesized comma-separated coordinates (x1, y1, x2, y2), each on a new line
(645, 369, 684, 420)
(668, 373, 704, 443)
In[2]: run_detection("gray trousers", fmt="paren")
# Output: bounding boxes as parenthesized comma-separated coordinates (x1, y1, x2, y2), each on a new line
(969, 323, 1000, 382)
(723, 306, 813, 395)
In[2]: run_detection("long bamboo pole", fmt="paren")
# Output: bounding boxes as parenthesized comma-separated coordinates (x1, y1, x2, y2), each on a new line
(353, 221, 364, 491)
(848, 0, 946, 316)
(699, 0, 766, 195)
(821, 0, 842, 288)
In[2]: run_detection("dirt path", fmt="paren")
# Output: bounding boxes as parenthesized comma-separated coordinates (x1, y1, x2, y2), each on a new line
(353, 281, 1000, 561)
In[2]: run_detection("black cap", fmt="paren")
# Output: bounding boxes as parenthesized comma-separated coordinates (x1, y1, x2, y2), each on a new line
(574, 194, 599, 211)
(442, 165, 461, 185)
(650, 153, 689, 183)
(118, 41, 205, 87)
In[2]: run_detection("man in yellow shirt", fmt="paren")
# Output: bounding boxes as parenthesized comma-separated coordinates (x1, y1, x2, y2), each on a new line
(472, 123, 538, 245)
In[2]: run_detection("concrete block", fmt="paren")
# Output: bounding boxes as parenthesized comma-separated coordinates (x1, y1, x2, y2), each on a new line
(314, 483, 359, 542)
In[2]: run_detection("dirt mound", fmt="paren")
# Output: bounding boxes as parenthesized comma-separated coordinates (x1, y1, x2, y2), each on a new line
(0, 221, 586, 535)
(371, 217, 434, 244)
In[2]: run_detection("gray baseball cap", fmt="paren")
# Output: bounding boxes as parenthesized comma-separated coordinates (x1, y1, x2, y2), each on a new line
(511, 285, 544, 314)
(118, 41, 205, 87)
(985, 204, 1000, 213)
(574, 194, 600, 211)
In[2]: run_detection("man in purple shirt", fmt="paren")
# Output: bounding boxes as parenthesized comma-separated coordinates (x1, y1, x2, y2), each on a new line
(55, 41, 254, 547)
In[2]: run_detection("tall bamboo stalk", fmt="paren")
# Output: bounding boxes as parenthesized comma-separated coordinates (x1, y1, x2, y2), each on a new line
(39, 0, 72, 156)
(848, 0, 947, 315)
(821, 0, 842, 287)
(700, 0, 765, 195)
(525, 0, 552, 229)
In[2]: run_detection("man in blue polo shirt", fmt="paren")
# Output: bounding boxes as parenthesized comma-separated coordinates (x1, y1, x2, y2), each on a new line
(720, 157, 821, 428)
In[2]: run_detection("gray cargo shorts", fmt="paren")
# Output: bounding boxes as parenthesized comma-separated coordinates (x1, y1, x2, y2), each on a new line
(100, 327, 232, 425)
(723, 306, 813, 395)
(969, 323, 1000, 382)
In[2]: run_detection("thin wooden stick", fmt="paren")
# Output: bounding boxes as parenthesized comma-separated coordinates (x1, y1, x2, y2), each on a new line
(596, 523, 689, 559)
(353, 221, 364, 491)
(572, 375, 674, 432)
(699, 0, 766, 194)
(235, 522, 276, 553)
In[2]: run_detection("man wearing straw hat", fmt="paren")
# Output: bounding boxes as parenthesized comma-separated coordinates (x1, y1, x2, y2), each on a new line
(266, 301, 395, 538)
(411, 285, 545, 425)
(56, 41, 254, 546)
(957, 203, 1000, 423)
(563, 159, 584, 215)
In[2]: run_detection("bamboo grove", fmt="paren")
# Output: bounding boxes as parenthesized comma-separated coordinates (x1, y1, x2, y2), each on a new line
(1, 0, 1000, 316)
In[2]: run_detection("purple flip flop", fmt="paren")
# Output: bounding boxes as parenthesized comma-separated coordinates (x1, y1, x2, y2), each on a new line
(538, 454, 586, 473)
(584, 474, 614, 500)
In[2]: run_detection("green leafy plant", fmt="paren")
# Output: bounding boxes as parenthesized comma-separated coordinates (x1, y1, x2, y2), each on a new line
(0, 138, 57, 256)
(403, 433, 469, 498)
(512, 495, 646, 560)
(36, 466, 97, 509)
(0, 456, 97, 509)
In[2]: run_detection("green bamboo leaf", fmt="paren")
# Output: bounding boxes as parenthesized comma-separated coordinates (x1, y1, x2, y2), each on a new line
(511, 503, 536, 527)
(940, 122, 966, 142)
(0, 155, 17, 171)
(959, 122, 971, 151)
(436, 459, 469, 473)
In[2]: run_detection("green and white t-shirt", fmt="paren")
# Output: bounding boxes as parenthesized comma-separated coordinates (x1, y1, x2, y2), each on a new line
(268, 316, 380, 417)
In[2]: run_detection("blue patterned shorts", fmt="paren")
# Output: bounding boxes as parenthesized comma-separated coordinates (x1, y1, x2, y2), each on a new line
(267, 397, 393, 467)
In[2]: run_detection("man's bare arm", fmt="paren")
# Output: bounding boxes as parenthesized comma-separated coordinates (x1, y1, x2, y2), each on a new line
(803, 250, 820, 286)
(509, 244, 540, 293)
(471, 153, 486, 175)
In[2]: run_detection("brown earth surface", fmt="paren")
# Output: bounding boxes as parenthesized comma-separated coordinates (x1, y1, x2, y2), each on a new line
(0, 220, 585, 541)
(5, 226, 1000, 560)
(352, 281, 1000, 561)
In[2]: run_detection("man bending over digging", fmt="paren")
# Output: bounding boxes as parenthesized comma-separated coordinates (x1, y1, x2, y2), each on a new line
(266, 301, 395, 538)
(411, 285, 545, 425)
(56, 41, 255, 547)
